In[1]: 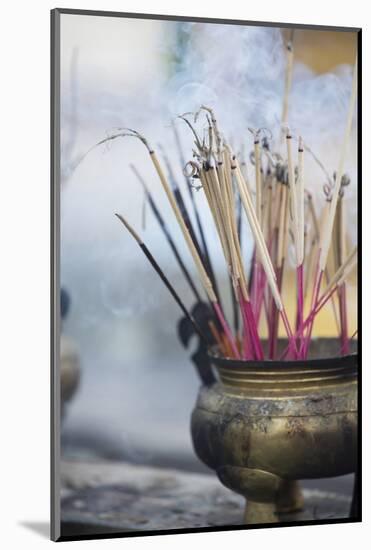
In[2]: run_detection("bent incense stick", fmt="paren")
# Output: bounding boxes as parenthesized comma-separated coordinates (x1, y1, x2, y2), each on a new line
(78, 18, 357, 364)
(90, 68, 356, 362)
(128, 131, 240, 358)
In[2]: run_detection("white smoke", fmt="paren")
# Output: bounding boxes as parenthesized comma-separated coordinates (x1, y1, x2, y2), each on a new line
(59, 16, 358, 460)
(62, 18, 357, 243)
(162, 22, 357, 240)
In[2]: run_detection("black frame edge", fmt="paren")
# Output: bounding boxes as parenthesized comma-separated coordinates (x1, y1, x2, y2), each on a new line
(51, 9, 362, 541)
(51, 7, 62, 543)
(355, 28, 362, 523)
(53, 8, 361, 32)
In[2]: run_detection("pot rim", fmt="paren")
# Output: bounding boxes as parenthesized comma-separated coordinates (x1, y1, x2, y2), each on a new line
(208, 350, 358, 373)
(209, 353, 358, 392)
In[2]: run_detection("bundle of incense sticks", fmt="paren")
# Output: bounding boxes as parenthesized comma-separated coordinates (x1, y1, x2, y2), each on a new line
(98, 40, 357, 362)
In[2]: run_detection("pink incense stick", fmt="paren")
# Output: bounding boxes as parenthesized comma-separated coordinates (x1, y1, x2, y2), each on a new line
(256, 233, 276, 328)
(339, 283, 350, 355)
(251, 260, 260, 316)
(268, 264, 284, 360)
(339, 328, 357, 355)
(284, 284, 337, 351)
(279, 282, 340, 361)
(253, 265, 266, 327)
(240, 302, 254, 360)
(241, 322, 253, 360)
(240, 292, 264, 360)
(213, 302, 240, 359)
(237, 288, 253, 360)
(296, 263, 305, 357)
(280, 307, 298, 359)
(301, 261, 323, 358)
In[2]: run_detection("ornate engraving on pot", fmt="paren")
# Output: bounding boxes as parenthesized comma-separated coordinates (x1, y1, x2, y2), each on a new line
(191, 351, 357, 524)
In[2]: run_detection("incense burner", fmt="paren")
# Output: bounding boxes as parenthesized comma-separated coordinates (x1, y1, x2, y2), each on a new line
(191, 345, 358, 524)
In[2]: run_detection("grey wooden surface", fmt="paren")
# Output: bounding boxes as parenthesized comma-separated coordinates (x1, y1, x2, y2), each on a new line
(60, 459, 353, 536)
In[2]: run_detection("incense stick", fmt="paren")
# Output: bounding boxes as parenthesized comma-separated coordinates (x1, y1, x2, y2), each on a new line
(172, 121, 218, 297)
(319, 57, 357, 272)
(92, 63, 357, 363)
(130, 164, 202, 303)
(115, 213, 208, 344)
(281, 30, 295, 143)
(304, 58, 357, 360)
(139, 136, 239, 357)
(159, 144, 213, 288)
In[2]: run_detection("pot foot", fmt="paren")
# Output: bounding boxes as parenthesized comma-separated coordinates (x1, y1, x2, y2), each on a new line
(244, 500, 278, 524)
(217, 466, 282, 524)
(277, 480, 304, 513)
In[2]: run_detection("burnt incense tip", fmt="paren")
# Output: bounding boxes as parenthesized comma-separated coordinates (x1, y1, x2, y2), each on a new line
(115, 213, 142, 244)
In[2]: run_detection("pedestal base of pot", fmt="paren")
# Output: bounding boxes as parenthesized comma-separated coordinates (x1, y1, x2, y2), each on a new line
(244, 481, 304, 524)
(277, 480, 304, 513)
(244, 500, 277, 524)
(191, 351, 357, 525)
(218, 465, 304, 524)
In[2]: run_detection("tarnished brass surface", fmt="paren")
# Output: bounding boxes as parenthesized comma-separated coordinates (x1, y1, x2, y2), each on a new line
(191, 350, 358, 525)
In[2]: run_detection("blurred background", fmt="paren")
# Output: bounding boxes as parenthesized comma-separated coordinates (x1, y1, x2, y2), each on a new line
(59, 15, 357, 469)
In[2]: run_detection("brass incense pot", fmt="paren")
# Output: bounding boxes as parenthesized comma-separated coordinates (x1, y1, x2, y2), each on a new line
(191, 341, 358, 524)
